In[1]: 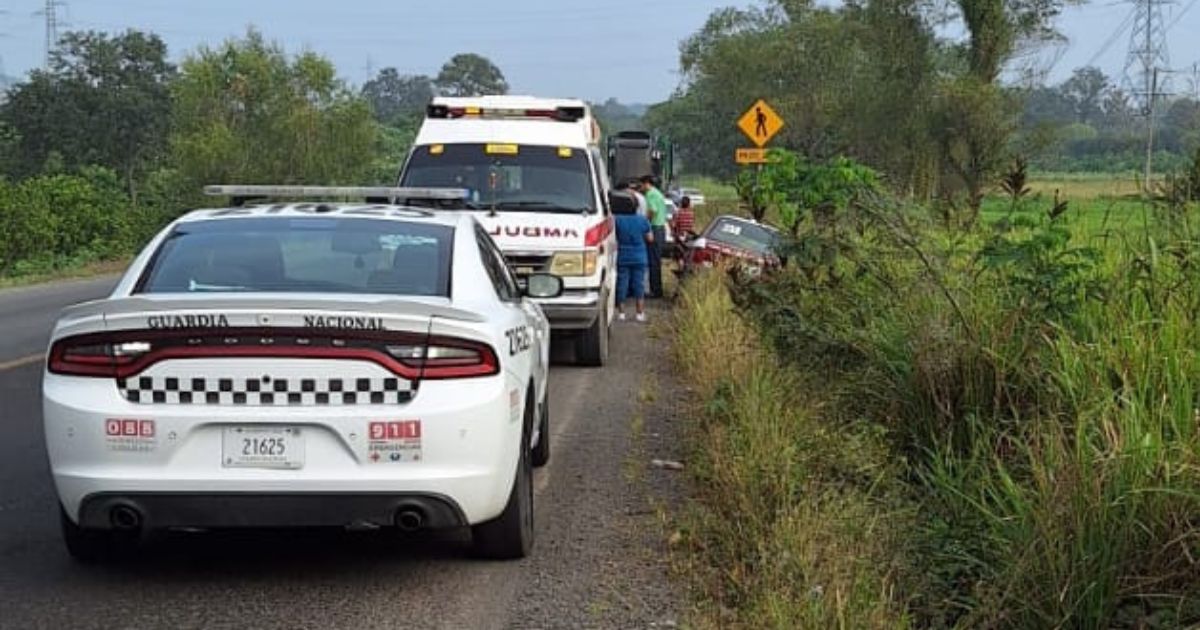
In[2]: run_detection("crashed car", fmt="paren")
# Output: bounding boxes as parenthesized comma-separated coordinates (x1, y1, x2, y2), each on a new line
(684, 215, 782, 275)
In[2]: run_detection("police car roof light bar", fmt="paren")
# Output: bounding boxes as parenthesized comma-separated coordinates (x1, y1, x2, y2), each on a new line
(203, 185, 470, 207)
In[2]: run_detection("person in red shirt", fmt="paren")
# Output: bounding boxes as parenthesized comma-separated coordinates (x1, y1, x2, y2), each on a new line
(672, 196, 696, 239)
(670, 196, 697, 272)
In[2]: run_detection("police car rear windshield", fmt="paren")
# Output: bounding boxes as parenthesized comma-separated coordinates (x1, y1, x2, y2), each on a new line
(137, 218, 454, 297)
(401, 144, 595, 214)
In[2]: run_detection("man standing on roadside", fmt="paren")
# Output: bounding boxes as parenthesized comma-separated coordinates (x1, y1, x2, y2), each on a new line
(639, 175, 667, 299)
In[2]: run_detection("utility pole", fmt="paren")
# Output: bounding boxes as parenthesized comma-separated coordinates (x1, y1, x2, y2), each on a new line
(1145, 67, 1159, 194)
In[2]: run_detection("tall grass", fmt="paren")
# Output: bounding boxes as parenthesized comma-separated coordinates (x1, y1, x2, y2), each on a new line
(673, 193, 1200, 627)
(673, 270, 914, 629)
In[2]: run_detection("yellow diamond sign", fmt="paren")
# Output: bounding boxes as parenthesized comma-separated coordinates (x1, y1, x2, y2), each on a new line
(737, 99, 784, 148)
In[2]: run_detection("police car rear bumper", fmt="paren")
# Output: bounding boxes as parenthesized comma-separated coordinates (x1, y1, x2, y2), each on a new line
(74, 491, 467, 530)
(536, 290, 600, 330)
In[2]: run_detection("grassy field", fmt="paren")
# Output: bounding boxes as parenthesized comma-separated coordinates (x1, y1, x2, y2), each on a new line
(671, 178, 1200, 628)
(1024, 172, 1147, 200)
(695, 173, 1160, 238)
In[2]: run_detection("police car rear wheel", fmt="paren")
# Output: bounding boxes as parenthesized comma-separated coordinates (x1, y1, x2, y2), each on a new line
(471, 391, 535, 559)
(532, 394, 550, 468)
(60, 507, 137, 564)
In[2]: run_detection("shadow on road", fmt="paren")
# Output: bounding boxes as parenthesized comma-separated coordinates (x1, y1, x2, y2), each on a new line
(77, 527, 479, 576)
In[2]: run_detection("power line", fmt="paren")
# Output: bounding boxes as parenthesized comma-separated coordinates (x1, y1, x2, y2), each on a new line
(1085, 6, 1137, 69)
(1165, 0, 1199, 31)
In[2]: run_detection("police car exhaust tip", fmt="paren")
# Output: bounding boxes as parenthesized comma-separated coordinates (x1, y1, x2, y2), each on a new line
(109, 505, 143, 531)
(395, 508, 425, 532)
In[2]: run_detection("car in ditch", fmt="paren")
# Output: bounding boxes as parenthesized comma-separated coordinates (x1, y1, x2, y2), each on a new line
(685, 215, 782, 275)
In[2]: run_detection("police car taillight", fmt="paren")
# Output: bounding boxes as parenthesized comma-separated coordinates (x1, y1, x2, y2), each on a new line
(387, 338, 500, 380)
(50, 330, 499, 381)
(49, 339, 152, 377)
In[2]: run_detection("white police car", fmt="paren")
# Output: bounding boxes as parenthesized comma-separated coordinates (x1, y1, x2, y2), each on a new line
(43, 186, 559, 562)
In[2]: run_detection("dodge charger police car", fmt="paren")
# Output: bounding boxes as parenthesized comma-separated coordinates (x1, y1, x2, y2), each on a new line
(43, 186, 561, 562)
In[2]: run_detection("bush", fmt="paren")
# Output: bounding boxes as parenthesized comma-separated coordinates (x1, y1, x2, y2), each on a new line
(690, 171, 1200, 627)
(0, 168, 146, 276)
(0, 180, 58, 273)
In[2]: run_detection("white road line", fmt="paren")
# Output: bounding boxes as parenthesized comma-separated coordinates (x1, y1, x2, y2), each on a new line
(0, 353, 43, 372)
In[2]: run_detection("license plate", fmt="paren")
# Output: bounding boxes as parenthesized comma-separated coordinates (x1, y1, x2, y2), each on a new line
(222, 426, 305, 469)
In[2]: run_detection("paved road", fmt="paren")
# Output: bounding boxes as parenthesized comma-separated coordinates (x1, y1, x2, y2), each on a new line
(0, 279, 683, 630)
(0, 276, 119, 368)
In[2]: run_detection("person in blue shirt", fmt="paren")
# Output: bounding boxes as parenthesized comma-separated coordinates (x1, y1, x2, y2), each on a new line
(613, 190, 653, 322)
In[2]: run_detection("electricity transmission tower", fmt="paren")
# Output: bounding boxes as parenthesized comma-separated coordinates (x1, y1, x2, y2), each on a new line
(363, 55, 376, 83)
(1122, 0, 1173, 115)
(38, 0, 68, 69)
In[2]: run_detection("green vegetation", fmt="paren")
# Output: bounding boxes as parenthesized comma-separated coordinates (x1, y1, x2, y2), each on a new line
(662, 3, 1200, 622)
(0, 26, 516, 279)
(673, 270, 914, 628)
(1018, 67, 1200, 174)
(644, 2, 1199, 210)
(671, 145, 1200, 626)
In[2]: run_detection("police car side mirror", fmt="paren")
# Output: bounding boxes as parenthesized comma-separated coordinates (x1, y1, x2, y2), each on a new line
(524, 273, 564, 299)
(607, 190, 638, 215)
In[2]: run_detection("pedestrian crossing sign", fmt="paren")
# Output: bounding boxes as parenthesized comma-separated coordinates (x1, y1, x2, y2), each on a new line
(737, 99, 784, 148)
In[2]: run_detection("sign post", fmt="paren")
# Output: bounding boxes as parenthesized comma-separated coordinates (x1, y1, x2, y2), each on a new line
(735, 99, 786, 212)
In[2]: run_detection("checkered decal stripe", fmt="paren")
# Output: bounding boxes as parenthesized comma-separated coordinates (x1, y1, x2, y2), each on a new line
(118, 376, 413, 406)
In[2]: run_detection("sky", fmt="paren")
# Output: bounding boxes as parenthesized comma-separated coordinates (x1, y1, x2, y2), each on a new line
(0, 0, 1198, 102)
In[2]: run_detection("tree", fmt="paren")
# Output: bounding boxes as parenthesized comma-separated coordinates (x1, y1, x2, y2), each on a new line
(1061, 66, 1109, 124)
(0, 30, 175, 194)
(936, 0, 1073, 217)
(649, 0, 938, 189)
(593, 98, 645, 136)
(362, 68, 434, 125)
(435, 53, 509, 97)
(171, 30, 376, 187)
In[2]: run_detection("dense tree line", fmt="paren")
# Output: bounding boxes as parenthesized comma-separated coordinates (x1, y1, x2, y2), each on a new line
(0, 29, 512, 275)
(646, 0, 1200, 212)
(1018, 66, 1200, 172)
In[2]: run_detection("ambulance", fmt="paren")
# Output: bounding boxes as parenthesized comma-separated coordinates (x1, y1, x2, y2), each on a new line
(398, 96, 619, 366)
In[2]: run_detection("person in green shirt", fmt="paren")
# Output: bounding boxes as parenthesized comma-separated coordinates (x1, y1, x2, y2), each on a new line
(639, 175, 668, 298)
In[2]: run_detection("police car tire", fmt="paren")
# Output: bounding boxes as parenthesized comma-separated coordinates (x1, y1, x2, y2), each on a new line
(575, 300, 609, 367)
(532, 394, 550, 468)
(472, 392, 535, 560)
(60, 507, 136, 564)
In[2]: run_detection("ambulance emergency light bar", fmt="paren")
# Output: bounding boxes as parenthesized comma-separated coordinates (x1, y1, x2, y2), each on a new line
(426, 104, 587, 123)
(203, 185, 470, 207)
